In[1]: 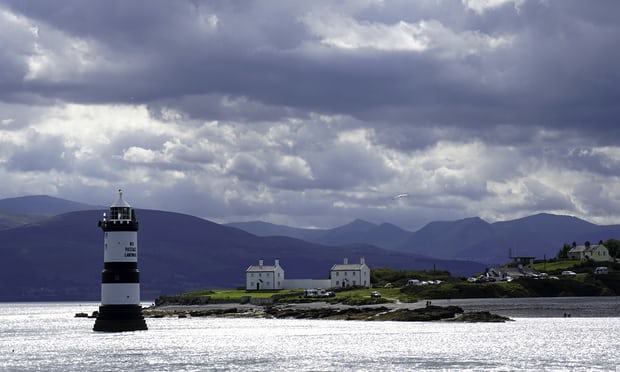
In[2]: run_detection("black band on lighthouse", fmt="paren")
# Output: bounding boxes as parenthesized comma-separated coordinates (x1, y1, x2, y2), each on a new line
(101, 269, 140, 283)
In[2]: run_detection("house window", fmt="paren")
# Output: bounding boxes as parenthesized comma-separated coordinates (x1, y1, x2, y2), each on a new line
(336, 272, 339, 276)
(336, 281, 339, 286)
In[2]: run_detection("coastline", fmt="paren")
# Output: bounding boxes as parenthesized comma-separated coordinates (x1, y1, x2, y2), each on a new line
(143, 301, 509, 322)
(143, 296, 620, 319)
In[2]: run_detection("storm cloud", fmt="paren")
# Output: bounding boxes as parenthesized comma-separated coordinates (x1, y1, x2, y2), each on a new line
(0, 0, 619, 230)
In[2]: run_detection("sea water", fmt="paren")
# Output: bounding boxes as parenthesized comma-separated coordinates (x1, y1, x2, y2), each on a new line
(1, 301, 619, 371)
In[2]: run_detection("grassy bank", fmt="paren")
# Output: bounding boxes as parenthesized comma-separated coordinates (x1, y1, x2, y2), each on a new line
(156, 265, 620, 306)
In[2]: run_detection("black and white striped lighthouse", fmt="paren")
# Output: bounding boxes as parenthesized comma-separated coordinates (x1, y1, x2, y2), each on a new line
(93, 189, 147, 332)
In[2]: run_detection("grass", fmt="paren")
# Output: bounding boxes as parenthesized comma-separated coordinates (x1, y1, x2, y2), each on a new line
(182, 289, 302, 300)
(181, 287, 407, 303)
(530, 260, 581, 273)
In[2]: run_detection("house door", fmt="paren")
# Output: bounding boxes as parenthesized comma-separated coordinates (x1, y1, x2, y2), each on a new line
(256, 282, 260, 290)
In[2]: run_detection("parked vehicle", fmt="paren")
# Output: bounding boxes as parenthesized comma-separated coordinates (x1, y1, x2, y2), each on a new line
(561, 270, 577, 276)
(594, 267, 608, 275)
(407, 279, 421, 286)
(304, 288, 334, 298)
(370, 291, 381, 298)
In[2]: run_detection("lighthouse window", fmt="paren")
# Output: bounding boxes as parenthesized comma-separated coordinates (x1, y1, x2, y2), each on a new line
(111, 207, 131, 220)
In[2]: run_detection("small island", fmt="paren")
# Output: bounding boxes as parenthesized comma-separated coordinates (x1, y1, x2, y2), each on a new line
(144, 287, 514, 322)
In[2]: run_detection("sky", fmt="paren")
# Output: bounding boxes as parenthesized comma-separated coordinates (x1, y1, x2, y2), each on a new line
(0, 0, 619, 231)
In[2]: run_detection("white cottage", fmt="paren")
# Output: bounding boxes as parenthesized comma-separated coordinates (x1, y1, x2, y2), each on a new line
(330, 257, 370, 288)
(567, 244, 610, 262)
(246, 259, 284, 290)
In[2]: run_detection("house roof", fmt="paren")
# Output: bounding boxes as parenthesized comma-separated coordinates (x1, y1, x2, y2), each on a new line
(331, 263, 367, 271)
(568, 244, 607, 254)
(246, 265, 280, 272)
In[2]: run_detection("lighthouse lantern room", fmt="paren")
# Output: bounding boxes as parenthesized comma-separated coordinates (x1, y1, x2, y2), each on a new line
(93, 189, 147, 332)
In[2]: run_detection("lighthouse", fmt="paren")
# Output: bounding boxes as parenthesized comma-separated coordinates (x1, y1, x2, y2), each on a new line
(93, 189, 147, 332)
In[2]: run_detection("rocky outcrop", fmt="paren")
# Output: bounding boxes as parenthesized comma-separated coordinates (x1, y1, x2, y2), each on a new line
(142, 303, 512, 322)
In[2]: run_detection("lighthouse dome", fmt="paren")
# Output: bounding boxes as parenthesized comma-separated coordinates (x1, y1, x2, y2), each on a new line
(111, 189, 131, 208)
(109, 189, 133, 221)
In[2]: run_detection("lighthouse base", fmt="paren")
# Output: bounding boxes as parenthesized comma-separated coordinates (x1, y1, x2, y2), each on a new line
(93, 304, 148, 332)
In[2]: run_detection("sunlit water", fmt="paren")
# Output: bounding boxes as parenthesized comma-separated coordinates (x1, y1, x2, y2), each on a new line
(1, 302, 620, 371)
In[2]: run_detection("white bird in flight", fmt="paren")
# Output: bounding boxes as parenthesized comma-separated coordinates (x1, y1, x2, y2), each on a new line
(392, 193, 409, 200)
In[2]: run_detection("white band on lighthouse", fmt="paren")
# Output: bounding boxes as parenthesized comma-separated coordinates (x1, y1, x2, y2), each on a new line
(103, 231, 138, 262)
(101, 283, 140, 304)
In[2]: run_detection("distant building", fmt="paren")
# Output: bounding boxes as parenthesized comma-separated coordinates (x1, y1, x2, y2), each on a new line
(245, 257, 371, 290)
(246, 259, 284, 290)
(330, 257, 370, 288)
(508, 248, 536, 266)
(510, 256, 536, 266)
(567, 244, 610, 262)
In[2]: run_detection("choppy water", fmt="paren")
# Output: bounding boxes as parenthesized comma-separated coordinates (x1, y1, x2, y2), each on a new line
(1, 301, 620, 371)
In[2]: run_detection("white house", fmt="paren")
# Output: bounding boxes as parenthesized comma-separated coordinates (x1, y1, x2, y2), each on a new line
(567, 244, 610, 262)
(246, 259, 284, 290)
(330, 257, 371, 288)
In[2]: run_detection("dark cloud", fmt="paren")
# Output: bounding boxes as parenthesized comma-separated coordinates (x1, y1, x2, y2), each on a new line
(0, 0, 619, 229)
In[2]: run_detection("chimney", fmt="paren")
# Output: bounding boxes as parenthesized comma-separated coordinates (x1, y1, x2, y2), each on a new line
(259, 259, 263, 267)
(360, 257, 365, 265)
(275, 259, 280, 267)
(343, 258, 348, 265)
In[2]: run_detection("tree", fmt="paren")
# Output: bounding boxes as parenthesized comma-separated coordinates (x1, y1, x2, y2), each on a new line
(557, 243, 572, 259)
(604, 239, 620, 259)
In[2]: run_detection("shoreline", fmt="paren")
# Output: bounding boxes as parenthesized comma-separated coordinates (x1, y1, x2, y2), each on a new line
(143, 302, 510, 322)
(144, 296, 620, 319)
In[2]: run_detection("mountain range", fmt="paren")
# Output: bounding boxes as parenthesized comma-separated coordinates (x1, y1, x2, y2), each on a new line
(0, 196, 483, 301)
(228, 214, 620, 264)
(2, 195, 619, 301)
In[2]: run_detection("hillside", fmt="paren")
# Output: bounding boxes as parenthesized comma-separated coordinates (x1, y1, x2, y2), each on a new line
(229, 213, 620, 265)
(0, 195, 99, 230)
(226, 219, 412, 250)
(0, 195, 97, 215)
(0, 209, 484, 301)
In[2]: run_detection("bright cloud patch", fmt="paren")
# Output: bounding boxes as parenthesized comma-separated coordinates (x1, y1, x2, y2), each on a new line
(462, 0, 525, 14)
(302, 12, 513, 57)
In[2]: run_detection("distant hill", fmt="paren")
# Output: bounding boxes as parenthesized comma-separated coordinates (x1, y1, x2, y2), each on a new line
(0, 212, 48, 230)
(0, 209, 484, 301)
(0, 195, 98, 215)
(229, 213, 620, 265)
(225, 221, 322, 241)
(226, 219, 412, 249)
(0, 195, 99, 230)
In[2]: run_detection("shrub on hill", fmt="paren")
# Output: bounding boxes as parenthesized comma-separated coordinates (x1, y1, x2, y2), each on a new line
(400, 281, 530, 299)
(371, 267, 453, 287)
